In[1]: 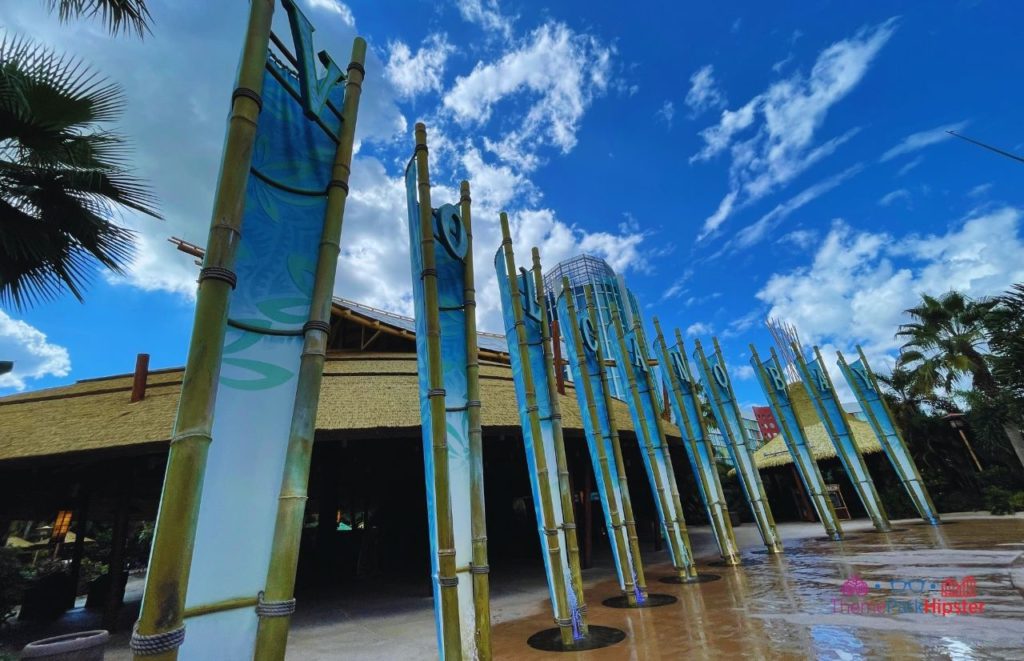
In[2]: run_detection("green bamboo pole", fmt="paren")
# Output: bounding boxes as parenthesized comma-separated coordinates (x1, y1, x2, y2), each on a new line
(253, 37, 366, 661)
(608, 306, 690, 580)
(632, 319, 697, 580)
(563, 279, 638, 604)
(460, 181, 492, 659)
(653, 320, 739, 566)
(499, 216, 574, 647)
(793, 345, 891, 532)
(854, 346, 940, 521)
(752, 345, 843, 541)
(132, 3, 275, 658)
(695, 338, 782, 554)
(584, 286, 648, 600)
(532, 250, 587, 634)
(416, 123, 463, 660)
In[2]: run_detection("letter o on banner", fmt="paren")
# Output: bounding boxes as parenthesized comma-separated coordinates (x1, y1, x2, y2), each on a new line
(433, 204, 468, 260)
(712, 361, 728, 389)
(580, 316, 599, 354)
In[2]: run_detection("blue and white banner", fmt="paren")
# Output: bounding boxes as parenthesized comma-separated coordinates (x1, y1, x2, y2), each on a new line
(655, 332, 739, 563)
(558, 291, 645, 602)
(692, 341, 782, 552)
(173, 11, 348, 658)
(495, 251, 584, 637)
(407, 168, 478, 658)
(838, 351, 940, 524)
(606, 311, 696, 576)
(750, 352, 841, 539)
(793, 350, 891, 531)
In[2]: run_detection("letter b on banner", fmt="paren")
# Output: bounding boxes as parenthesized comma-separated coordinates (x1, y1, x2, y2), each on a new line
(767, 365, 786, 392)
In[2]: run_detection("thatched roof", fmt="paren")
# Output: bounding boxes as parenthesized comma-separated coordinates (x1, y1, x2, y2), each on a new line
(751, 384, 884, 469)
(0, 352, 673, 464)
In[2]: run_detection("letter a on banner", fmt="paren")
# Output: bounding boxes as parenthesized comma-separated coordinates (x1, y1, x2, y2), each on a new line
(652, 320, 741, 565)
(134, 3, 365, 658)
(604, 301, 699, 581)
(407, 125, 491, 660)
(837, 347, 940, 525)
(495, 221, 588, 646)
(749, 346, 843, 541)
(693, 338, 783, 554)
(558, 280, 651, 604)
(792, 345, 893, 532)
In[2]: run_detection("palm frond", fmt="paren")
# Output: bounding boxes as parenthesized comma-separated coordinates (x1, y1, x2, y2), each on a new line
(46, 0, 153, 38)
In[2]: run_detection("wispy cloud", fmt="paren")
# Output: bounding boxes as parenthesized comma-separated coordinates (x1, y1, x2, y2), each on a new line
(968, 182, 993, 198)
(455, 0, 515, 40)
(880, 121, 967, 162)
(691, 18, 898, 239)
(778, 229, 819, 250)
(896, 155, 923, 176)
(685, 65, 727, 117)
(384, 33, 455, 99)
(878, 188, 911, 207)
(307, 0, 355, 26)
(660, 268, 694, 301)
(686, 321, 714, 337)
(656, 100, 675, 128)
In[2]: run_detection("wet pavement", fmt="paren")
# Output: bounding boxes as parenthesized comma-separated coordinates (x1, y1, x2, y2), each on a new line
(4, 513, 1022, 659)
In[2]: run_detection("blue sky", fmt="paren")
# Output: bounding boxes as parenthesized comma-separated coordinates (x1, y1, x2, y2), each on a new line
(2, 0, 1023, 409)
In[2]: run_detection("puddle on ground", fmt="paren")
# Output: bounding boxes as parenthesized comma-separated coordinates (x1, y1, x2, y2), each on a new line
(492, 517, 1024, 660)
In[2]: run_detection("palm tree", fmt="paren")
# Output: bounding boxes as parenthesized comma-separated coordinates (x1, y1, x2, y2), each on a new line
(47, 0, 153, 37)
(895, 291, 997, 400)
(0, 35, 160, 309)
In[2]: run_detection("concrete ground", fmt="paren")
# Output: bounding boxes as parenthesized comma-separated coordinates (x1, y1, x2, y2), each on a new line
(4, 512, 1023, 659)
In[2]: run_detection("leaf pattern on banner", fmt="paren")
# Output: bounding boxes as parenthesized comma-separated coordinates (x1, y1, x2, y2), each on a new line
(220, 357, 294, 390)
(256, 297, 309, 324)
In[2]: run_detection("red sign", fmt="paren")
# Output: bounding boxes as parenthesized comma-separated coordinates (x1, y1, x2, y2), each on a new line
(753, 406, 780, 440)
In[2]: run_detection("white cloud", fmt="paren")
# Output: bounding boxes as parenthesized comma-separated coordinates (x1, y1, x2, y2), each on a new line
(692, 18, 897, 236)
(306, 0, 355, 26)
(772, 53, 794, 73)
(699, 191, 739, 239)
(880, 121, 967, 162)
(968, 182, 993, 198)
(731, 364, 755, 381)
(778, 229, 818, 250)
(660, 269, 694, 302)
(444, 22, 612, 169)
(0, 312, 71, 392)
(455, 0, 515, 41)
(686, 322, 714, 337)
(878, 188, 911, 207)
(685, 65, 727, 117)
(896, 155, 923, 176)
(656, 100, 675, 128)
(385, 33, 456, 99)
(757, 206, 1024, 386)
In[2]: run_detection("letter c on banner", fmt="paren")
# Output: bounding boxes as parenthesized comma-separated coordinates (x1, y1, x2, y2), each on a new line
(712, 361, 728, 389)
(580, 315, 599, 354)
(767, 365, 787, 392)
(433, 204, 468, 260)
(670, 349, 689, 384)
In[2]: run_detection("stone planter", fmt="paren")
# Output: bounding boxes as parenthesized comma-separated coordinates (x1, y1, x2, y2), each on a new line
(20, 630, 109, 660)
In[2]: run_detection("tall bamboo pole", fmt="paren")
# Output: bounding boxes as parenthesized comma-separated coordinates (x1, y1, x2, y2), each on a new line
(608, 307, 691, 579)
(253, 37, 366, 661)
(793, 345, 891, 532)
(416, 123, 463, 659)
(584, 286, 648, 600)
(132, 3, 275, 658)
(652, 320, 739, 566)
(532, 250, 588, 634)
(499, 216, 574, 646)
(633, 320, 697, 580)
(752, 346, 842, 541)
(461, 181, 492, 659)
(852, 346, 940, 523)
(563, 279, 639, 604)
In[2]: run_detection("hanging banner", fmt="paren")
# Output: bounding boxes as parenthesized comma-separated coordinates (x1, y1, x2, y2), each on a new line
(604, 301, 697, 580)
(792, 346, 892, 532)
(749, 347, 842, 540)
(143, 7, 352, 658)
(495, 223, 586, 643)
(838, 347, 940, 525)
(558, 282, 648, 604)
(652, 321, 740, 565)
(407, 127, 490, 659)
(692, 339, 782, 553)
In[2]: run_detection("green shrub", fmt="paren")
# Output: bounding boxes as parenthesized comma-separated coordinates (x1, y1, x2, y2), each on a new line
(1010, 491, 1024, 512)
(984, 486, 1015, 515)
